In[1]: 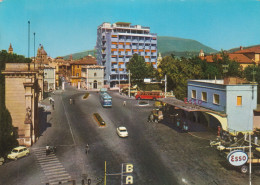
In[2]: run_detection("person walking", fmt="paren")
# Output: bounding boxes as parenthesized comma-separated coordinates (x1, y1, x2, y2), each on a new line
(85, 144, 89, 154)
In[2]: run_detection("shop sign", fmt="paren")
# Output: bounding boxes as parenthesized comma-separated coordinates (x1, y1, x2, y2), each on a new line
(227, 150, 248, 166)
(184, 98, 202, 105)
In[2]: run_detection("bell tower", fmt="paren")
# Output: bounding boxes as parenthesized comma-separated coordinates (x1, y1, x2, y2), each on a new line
(8, 43, 13, 54)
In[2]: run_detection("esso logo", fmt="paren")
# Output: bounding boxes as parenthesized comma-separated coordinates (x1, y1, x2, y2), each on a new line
(227, 150, 248, 166)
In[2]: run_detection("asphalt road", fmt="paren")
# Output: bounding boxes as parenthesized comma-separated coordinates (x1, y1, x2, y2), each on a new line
(1, 84, 260, 185)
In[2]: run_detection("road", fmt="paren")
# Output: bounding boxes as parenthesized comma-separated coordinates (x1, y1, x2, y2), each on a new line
(1, 84, 260, 185)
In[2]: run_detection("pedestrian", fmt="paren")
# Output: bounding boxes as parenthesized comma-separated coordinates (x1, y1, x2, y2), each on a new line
(85, 144, 89, 154)
(123, 101, 126, 106)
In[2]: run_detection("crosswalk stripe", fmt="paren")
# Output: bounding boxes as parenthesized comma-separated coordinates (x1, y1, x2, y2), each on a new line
(32, 149, 72, 184)
(41, 165, 65, 170)
(44, 169, 68, 176)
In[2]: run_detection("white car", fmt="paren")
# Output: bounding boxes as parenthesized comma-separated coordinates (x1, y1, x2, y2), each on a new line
(117, 127, 128, 137)
(7, 146, 30, 160)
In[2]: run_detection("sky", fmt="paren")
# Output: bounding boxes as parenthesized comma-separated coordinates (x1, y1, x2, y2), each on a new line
(0, 0, 259, 58)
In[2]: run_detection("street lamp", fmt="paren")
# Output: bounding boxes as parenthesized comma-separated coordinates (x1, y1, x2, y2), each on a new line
(28, 21, 30, 58)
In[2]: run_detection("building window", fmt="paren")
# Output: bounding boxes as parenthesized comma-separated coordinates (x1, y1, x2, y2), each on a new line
(213, 94, 220, 105)
(94, 72, 97, 77)
(201, 92, 207, 102)
(191, 90, 196, 99)
(237, 96, 242, 106)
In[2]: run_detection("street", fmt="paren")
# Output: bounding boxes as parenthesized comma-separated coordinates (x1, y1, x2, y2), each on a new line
(1, 84, 260, 185)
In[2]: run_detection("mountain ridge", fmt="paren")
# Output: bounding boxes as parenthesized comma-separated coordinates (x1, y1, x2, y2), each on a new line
(62, 36, 218, 59)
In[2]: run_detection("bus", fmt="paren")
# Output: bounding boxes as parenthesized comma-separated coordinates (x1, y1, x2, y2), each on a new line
(100, 92, 112, 107)
(135, 91, 164, 100)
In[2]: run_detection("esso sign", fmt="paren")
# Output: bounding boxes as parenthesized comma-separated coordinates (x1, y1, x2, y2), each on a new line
(227, 150, 248, 166)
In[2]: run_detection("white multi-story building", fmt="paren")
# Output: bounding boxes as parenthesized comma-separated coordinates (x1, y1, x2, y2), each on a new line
(96, 22, 157, 87)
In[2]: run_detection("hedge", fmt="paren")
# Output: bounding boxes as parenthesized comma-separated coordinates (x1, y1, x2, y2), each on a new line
(83, 93, 89, 99)
(93, 113, 106, 127)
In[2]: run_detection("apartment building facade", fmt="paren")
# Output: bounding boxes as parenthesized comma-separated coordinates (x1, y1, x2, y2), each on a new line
(96, 22, 157, 87)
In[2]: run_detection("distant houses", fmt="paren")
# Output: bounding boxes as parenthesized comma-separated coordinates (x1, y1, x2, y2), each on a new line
(199, 46, 260, 69)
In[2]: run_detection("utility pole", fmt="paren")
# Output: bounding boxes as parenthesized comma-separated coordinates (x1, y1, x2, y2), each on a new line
(128, 70, 131, 97)
(28, 21, 30, 58)
(119, 71, 120, 93)
(33, 32, 35, 69)
(249, 132, 252, 185)
(165, 74, 167, 98)
(104, 161, 106, 185)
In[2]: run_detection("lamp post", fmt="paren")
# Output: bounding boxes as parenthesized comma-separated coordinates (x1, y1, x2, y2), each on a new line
(28, 21, 30, 58)
(33, 32, 35, 69)
(128, 70, 131, 97)
(119, 70, 120, 93)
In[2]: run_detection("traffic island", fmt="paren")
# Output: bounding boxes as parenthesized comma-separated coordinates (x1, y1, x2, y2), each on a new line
(93, 113, 106, 127)
(83, 93, 89, 100)
(138, 101, 149, 106)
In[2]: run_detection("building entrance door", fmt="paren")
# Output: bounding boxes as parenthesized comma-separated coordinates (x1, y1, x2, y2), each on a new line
(93, 80, 97, 89)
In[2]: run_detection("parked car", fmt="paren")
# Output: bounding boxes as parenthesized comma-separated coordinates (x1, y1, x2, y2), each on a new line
(7, 146, 30, 160)
(0, 157, 4, 166)
(117, 127, 128, 138)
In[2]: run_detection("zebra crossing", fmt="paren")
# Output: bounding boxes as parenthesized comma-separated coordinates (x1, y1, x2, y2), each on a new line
(32, 147, 72, 185)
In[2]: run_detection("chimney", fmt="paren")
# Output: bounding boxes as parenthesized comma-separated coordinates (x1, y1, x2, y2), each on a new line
(240, 46, 243, 50)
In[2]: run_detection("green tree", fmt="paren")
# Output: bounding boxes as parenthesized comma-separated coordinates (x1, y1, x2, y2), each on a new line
(157, 55, 203, 100)
(0, 50, 31, 156)
(127, 54, 156, 84)
(0, 108, 18, 157)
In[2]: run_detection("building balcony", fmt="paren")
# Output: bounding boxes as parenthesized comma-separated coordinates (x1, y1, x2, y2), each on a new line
(112, 65, 118, 69)
(132, 39, 138, 43)
(151, 40, 157, 44)
(111, 45, 117, 49)
(145, 46, 150, 49)
(151, 52, 157, 56)
(125, 45, 131, 49)
(111, 38, 118, 42)
(151, 46, 156, 50)
(138, 46, 143, 49)
(151, 58, 156, 62)
(125, 58, 130, 62)
(112, 51, 118, 55)
(119, 39, 125, 42)
(126, 52, 132, 55)
(132, 45, 137, 49)
(126, 39, 131, 42)
(118, 58, 124, 62)
(145, 58, 151, 62)
(111, 58, 117, 62)
(140, 52, 145, 56)
(120, 52, 125, 55)
(118, 45, 124, 49)
(139, 40, 144, 43)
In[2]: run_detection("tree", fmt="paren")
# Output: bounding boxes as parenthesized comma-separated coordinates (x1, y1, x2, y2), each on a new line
(127, 54, 155, 84)
(0, 50, 31, 156)
(0, 108, 18, 157)
(157, 55, 203, 100)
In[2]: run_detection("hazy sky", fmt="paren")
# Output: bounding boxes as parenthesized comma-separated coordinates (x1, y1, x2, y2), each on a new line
(0, 0, 259, 58)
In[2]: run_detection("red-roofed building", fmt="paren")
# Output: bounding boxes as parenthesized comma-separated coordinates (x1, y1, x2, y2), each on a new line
(70, 55, 97, 87)
(199, 46, 260, 69)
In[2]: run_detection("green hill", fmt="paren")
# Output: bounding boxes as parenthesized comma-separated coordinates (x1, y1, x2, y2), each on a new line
(158, 36, 217, 54)
(62, 36, 218, 59)
(227, 45, 260, 53)
(63, 49, 96, 60)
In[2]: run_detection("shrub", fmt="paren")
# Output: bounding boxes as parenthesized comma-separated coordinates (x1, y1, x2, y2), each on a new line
(83, 93, 89, 99)
(93, 113, 106, 126)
